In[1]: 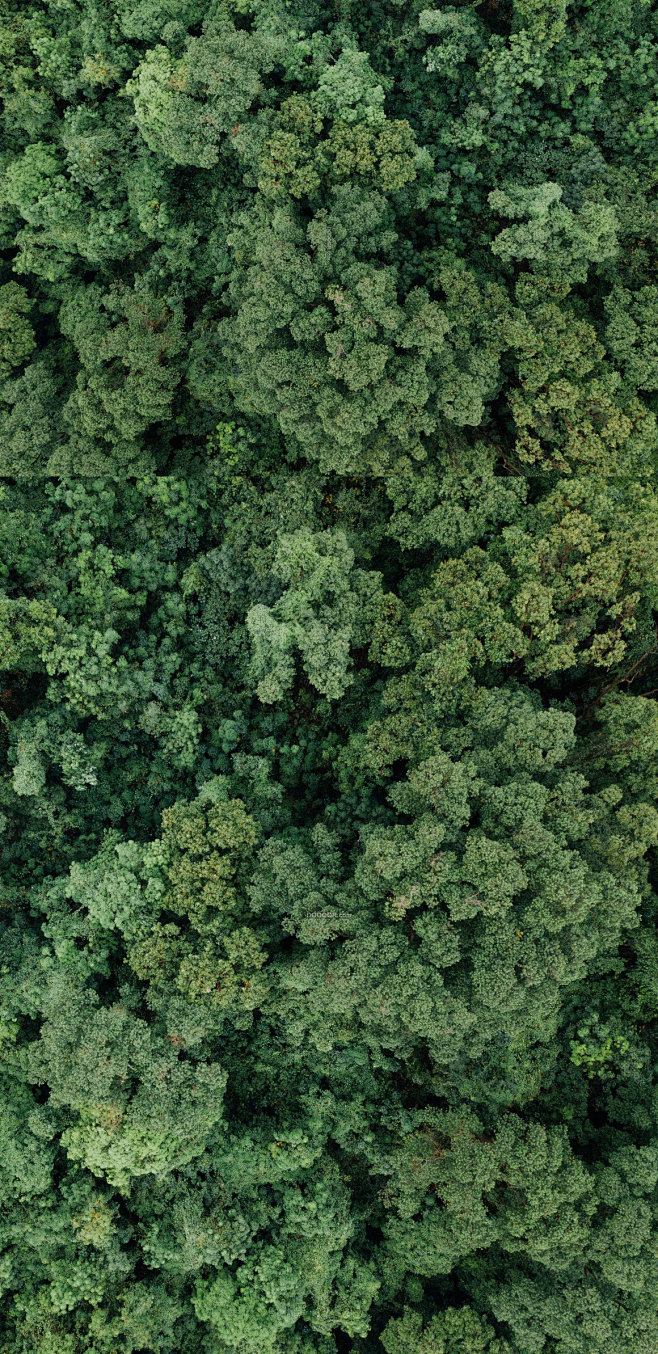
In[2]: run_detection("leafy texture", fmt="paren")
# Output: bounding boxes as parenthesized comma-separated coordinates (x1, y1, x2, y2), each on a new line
(2, 0, 658, 1351)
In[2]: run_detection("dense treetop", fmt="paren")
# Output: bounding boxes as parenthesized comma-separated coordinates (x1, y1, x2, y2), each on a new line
(2, 0, 658, 1350)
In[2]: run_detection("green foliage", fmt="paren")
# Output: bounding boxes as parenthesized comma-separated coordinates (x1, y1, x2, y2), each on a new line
(381, 1304, 511, 1354)
(128, 20, 281, 169)
(2, 0, 658, 1350)
(247, 527, 382, 701)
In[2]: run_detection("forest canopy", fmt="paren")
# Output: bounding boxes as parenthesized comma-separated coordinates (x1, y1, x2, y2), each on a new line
(2, 0, 658, 1350)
